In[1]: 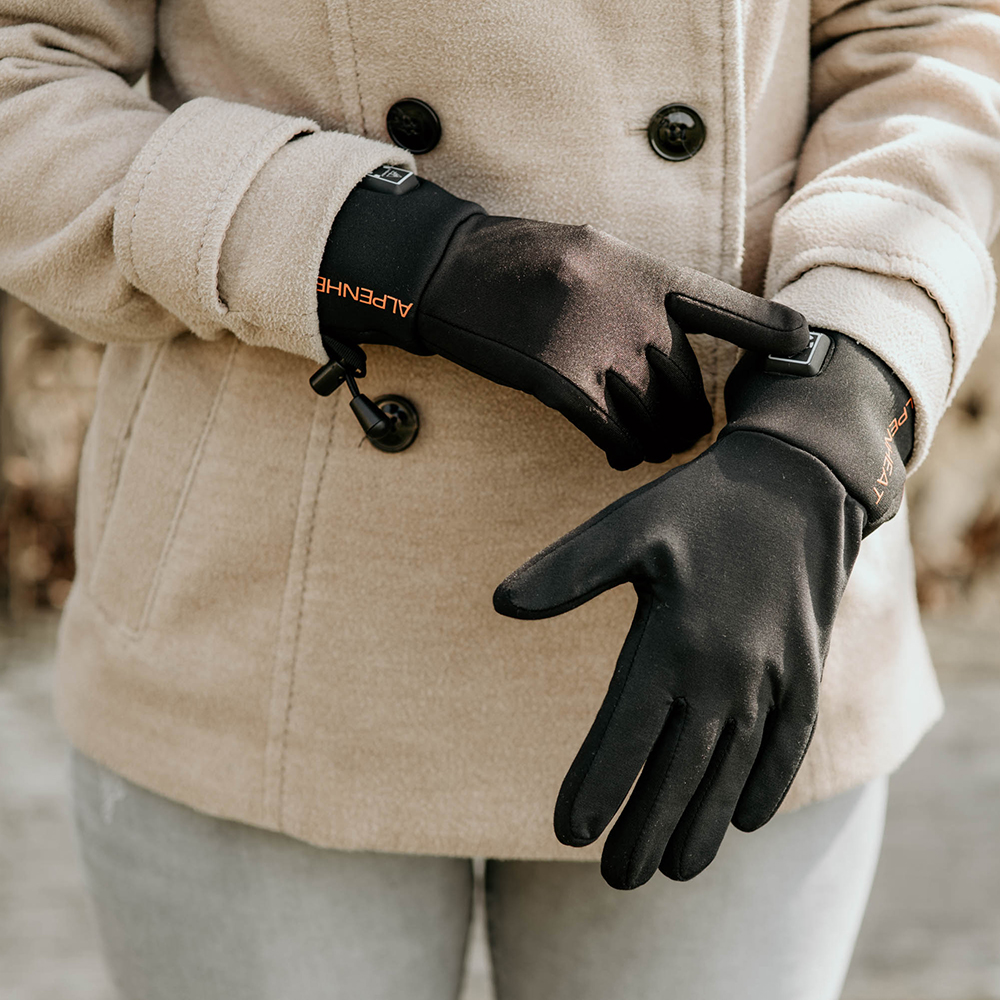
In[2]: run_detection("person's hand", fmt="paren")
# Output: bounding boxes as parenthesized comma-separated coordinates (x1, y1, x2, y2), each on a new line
(316, 167, 809, 470)
(494, 331, 915, 888)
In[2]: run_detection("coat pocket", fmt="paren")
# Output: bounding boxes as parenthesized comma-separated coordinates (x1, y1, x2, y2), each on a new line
(86, 334, 238, 636)
(75, 340, 165, 581)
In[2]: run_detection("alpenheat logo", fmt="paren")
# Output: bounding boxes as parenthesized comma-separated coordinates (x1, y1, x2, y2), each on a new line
(317, 277, 413, 318)
(872, 397, 914, 506)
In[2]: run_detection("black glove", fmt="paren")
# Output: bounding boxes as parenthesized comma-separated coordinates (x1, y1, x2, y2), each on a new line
(316, 166, 809, 470)
(494, 330, 914, 888)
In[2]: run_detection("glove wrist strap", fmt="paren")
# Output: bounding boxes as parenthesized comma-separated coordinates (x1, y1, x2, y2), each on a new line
(317, 169, 484, 354)
(721, 330, 914, 534)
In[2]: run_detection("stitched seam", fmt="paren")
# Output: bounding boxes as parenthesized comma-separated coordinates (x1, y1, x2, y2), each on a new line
(774, 247, 960, 383)
(718, 0, 729, 280)
(261, 394, 326, 821)
(194, 118, 314, 318)
(100, 342, 165, 535)
(127, 337, 238, 638)
(229, 310, 319, 321)
(777, 249, 960, 342)
(780, 186, 992, 287)
(122, 110, 188, 278)
(673, 719, 739, 869)
(124, 106, 208, 288)
(780, 244, 957, 279)
(86, 343, 171, 626)
(86, 343, 166, 619)
(791, 179, 972, 227)
(774, 248, 958, 386)
(341, 0, 367, 134)
(623, 698, 688, 885)
(277, 405, 337, 823)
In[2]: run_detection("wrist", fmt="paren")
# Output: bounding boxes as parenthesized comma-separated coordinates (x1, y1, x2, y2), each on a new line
(721, 330, 914, 533)
(316, 167, 484, 354)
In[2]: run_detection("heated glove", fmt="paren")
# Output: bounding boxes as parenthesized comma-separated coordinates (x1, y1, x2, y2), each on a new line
(316, 166, 808, 470)
(494, 330, 914, 888)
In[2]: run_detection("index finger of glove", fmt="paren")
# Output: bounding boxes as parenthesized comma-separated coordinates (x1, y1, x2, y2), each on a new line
(599, 700, 725, 889)
(665, 271, 809, 355)
(493, 478, 664, 620)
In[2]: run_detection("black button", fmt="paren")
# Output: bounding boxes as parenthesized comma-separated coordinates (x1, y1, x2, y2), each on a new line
(386, 99, 441, 155)
(369, 395, 419, 452)
(647, 104, 705, 161)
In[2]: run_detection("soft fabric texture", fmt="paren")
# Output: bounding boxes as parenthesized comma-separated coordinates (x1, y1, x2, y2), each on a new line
(321, 177, 809, 468)
(0, 0, 998, 859)
(73, 749, 886, 1000)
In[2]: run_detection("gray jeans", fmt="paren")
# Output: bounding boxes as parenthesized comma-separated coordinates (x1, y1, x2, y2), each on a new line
(71, 750, 886, 1000)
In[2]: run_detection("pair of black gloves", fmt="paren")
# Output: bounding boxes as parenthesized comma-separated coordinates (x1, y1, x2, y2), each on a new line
(316, 169, 914, 889)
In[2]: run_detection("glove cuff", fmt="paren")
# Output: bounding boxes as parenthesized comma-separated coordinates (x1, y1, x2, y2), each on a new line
(317, 173, 484, 354)
(721, 331, 913, 534)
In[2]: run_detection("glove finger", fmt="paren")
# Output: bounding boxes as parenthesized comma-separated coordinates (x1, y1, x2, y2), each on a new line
(658, 716, 766, 882)
(598, 369, 667, 465)
(554, 600, 678, 849)
(644, 339, 715, 455)
(493, 483, 666, 620)
(731, 686, 819, 833)
(599, 700, 723, 890)
(600, 324, 713, 465)
(603, 370, 677, 466)
(665, 272, 809, 355)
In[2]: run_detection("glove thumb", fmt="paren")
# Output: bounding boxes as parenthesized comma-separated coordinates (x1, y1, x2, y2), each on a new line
(494, 483, 655, 620)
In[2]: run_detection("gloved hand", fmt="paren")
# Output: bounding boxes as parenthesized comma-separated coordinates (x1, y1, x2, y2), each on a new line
(316, 166, 809, 470)
(494, 330, 914, 888)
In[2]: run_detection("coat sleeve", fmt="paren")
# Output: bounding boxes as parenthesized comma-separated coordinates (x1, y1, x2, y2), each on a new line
(0, 1, 414, 363)
(765, 0, 1000, 465)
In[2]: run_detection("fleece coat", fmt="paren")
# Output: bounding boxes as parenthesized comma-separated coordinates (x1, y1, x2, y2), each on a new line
(1, 0, 999, 860)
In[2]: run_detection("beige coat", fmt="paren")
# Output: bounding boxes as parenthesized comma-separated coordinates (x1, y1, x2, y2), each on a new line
(1, 0, 999, 860)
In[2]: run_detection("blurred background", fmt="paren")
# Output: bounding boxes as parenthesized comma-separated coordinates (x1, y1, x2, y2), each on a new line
(1, 241, 999, 997)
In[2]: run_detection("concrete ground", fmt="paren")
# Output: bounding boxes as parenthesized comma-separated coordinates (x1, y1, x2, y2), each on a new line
(1, 613, 998, 1000)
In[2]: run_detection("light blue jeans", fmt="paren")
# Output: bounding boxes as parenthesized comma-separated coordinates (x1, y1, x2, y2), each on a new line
(71, 750, 886, 1000)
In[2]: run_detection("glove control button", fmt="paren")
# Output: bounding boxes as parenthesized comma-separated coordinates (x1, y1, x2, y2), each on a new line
(647, 105, 705, 161)
(764, 331, 832, 377)
(386, 99, 442, 155)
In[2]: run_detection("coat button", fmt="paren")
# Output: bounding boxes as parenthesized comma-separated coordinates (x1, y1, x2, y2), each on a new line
(647, 104, 705, 161)
(368, 395, 419, 452)
(386, 98, 442, 155)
